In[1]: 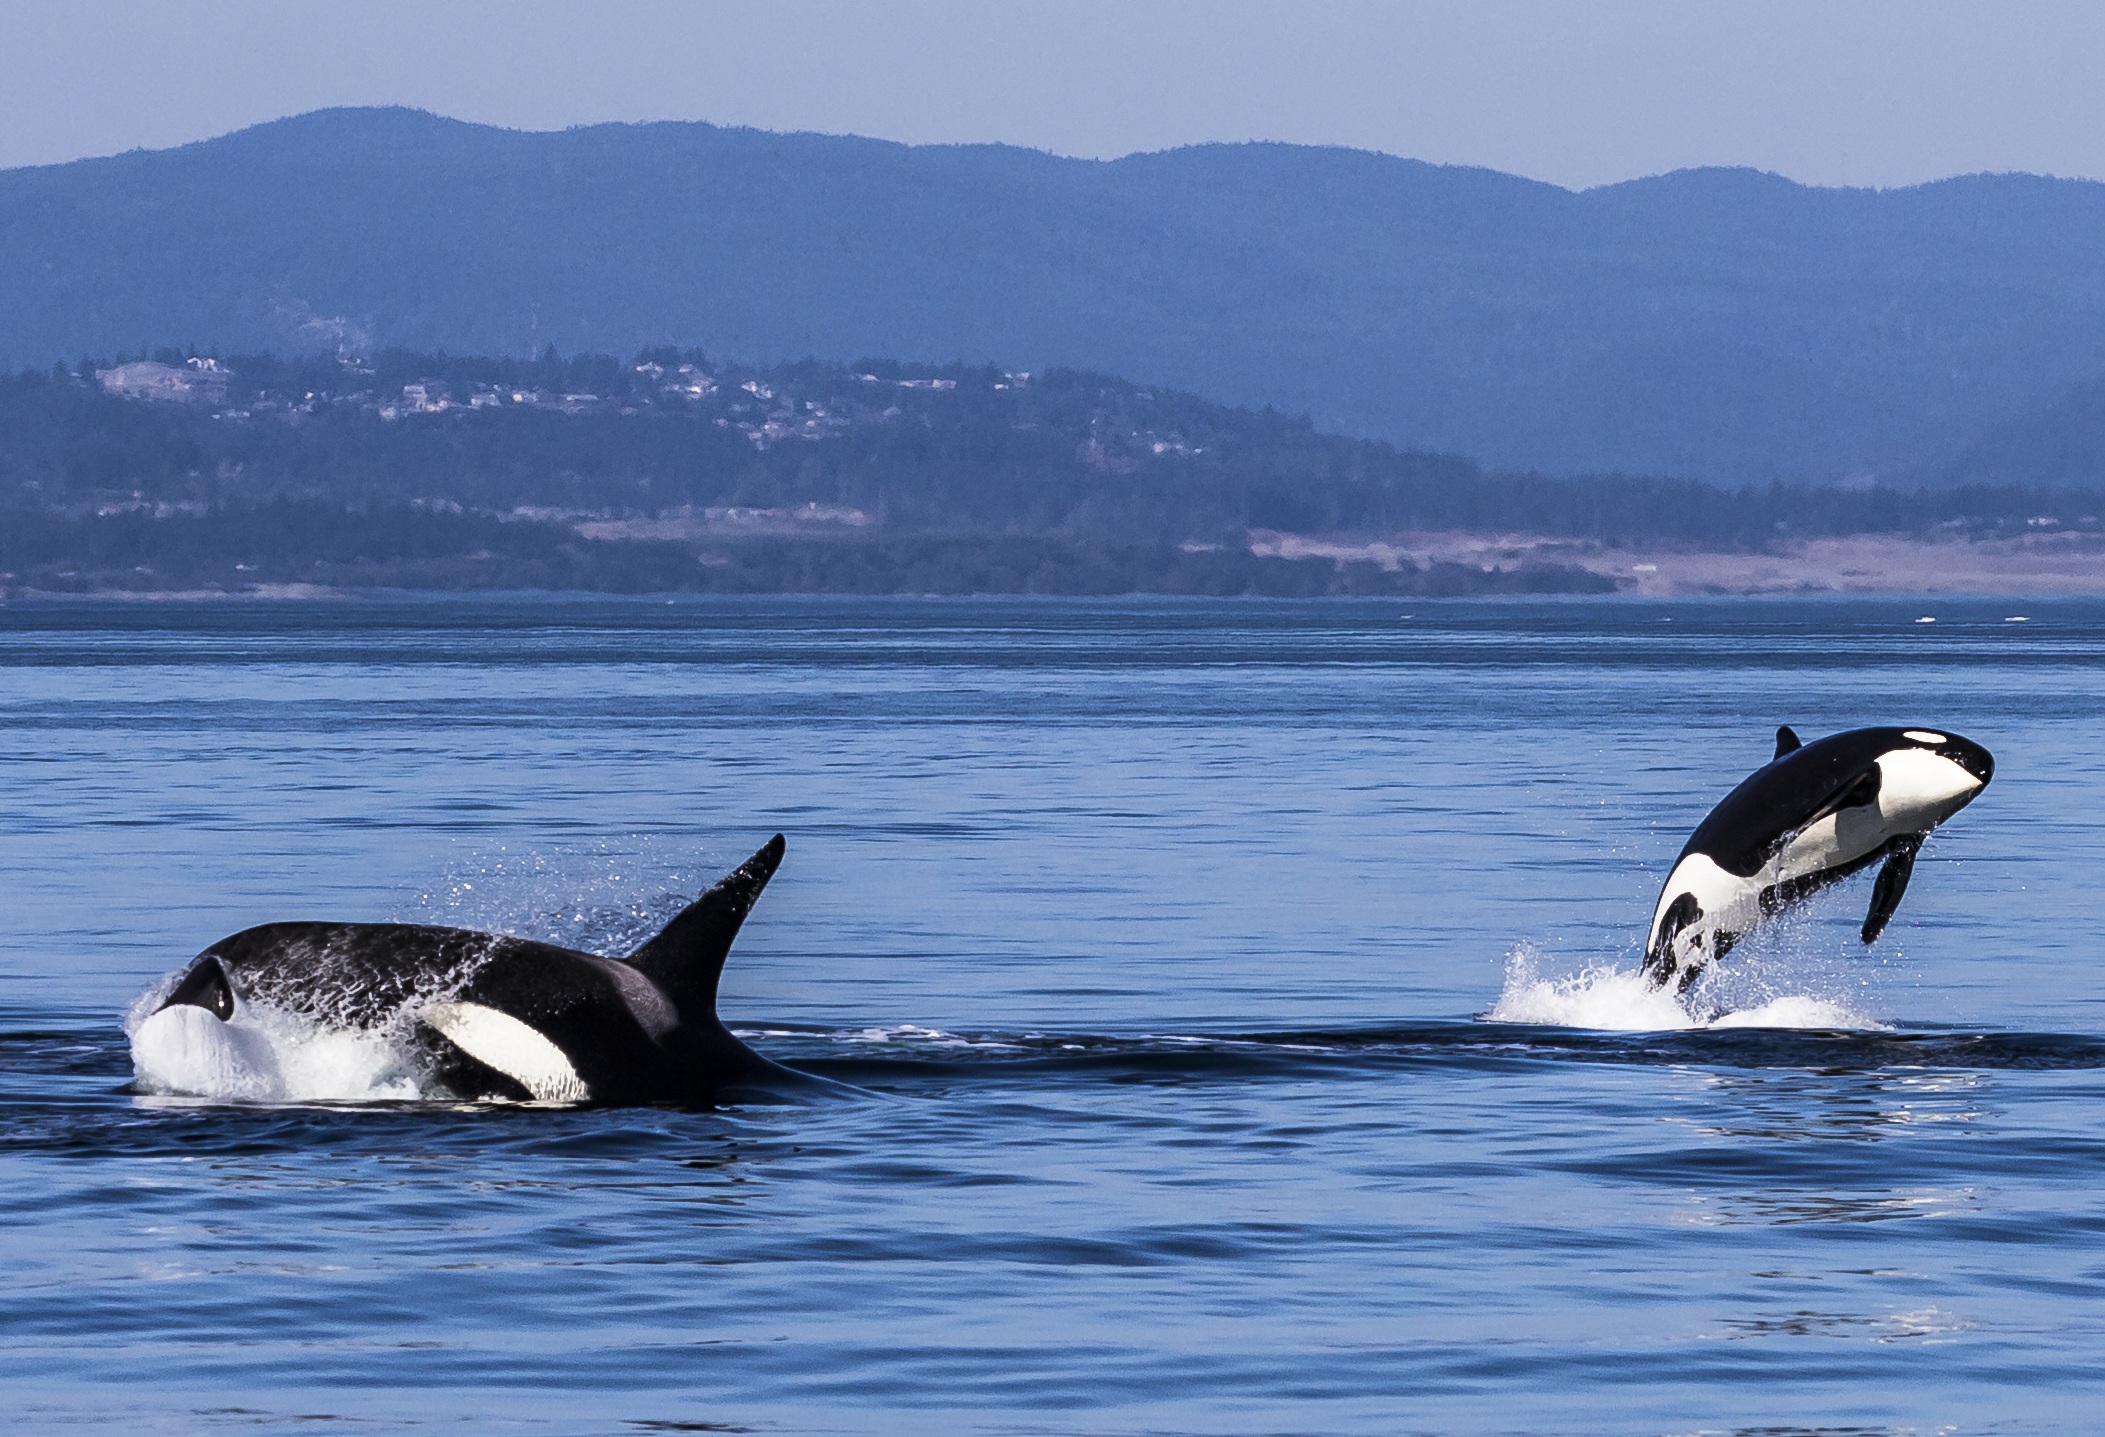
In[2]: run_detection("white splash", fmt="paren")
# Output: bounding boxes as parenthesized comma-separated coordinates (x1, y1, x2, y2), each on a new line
(129, 1005, 285, 1102)
(399, 835, 694, 956)
(129, 999, 423, 1103)
(1707, 994, 1880, 1029)
(1484, 942, 1885, 1032)
(810, 1024, 1024, 1050)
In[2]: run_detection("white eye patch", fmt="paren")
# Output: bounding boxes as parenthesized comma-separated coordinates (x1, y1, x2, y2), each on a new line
(1903, 730, 1946, 744)
(419, 1002, 588, 1103)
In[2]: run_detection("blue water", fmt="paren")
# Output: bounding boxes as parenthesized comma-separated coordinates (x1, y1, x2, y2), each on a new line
(3, 595, 2103, 1435)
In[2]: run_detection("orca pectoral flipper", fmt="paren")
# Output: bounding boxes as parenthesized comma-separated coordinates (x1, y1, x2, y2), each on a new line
(1861, 834, 1921, 944)
(1800, 765, 1882, 832)
(625, 835, 787, 1017)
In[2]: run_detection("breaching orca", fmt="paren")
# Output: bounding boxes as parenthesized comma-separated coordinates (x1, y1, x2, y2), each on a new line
(141, 835, 813, 1104)
(1642, 727, 1993, 992)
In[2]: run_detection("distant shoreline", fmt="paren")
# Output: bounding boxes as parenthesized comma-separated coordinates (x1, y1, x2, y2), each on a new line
(8, 530, 2105, 602)
(1251, 529, 2105, 597)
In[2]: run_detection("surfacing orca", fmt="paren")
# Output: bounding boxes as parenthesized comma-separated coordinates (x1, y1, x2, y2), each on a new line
(1642, 726, 1993, 992)
(140, 835, 815, 1105)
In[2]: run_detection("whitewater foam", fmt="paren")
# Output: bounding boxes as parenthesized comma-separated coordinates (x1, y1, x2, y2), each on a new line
(1484, 942, 1886, 1032)
(130, 998, 424, 1103)
(810, 1024, 1025, 1050)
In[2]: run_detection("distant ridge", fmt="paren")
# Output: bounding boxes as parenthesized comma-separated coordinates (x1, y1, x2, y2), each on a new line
(7, 107, 2105, 482)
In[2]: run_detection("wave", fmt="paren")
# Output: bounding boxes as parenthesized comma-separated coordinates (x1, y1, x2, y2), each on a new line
(758, 1019, 2105, 1087)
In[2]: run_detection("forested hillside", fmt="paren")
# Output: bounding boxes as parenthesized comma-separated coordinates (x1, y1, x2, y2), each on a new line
(10, 108, 2105, 482)
(3, 350, 2098, 595)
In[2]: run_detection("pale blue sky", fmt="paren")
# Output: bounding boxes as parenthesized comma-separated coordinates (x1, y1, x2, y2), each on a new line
(6, 0, 2105, 188)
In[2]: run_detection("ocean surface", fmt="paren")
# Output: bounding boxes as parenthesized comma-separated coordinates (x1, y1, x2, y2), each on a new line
(2, 595, 2102, 1436)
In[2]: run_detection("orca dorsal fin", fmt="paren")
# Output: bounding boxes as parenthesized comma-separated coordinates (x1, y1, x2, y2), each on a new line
(1774, 725, 1802, 760)
(625, 835, 786, 1022)
(1861, 834, 1921, 944)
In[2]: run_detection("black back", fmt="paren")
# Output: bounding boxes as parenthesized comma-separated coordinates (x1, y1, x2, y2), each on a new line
(1683, 727, 1992, 878)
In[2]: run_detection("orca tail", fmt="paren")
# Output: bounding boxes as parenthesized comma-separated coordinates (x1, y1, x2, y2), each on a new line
(625, 835, 786, 1021)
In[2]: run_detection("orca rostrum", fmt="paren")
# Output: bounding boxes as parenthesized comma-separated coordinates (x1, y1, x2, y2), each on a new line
(1642, 727, 1993, 993)
(142, 835, 810, 1104)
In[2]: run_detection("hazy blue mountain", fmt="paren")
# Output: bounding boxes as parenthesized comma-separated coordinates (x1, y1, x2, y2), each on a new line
(8, 107, 2105, 482)
(1914, 375, 2105, 491)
